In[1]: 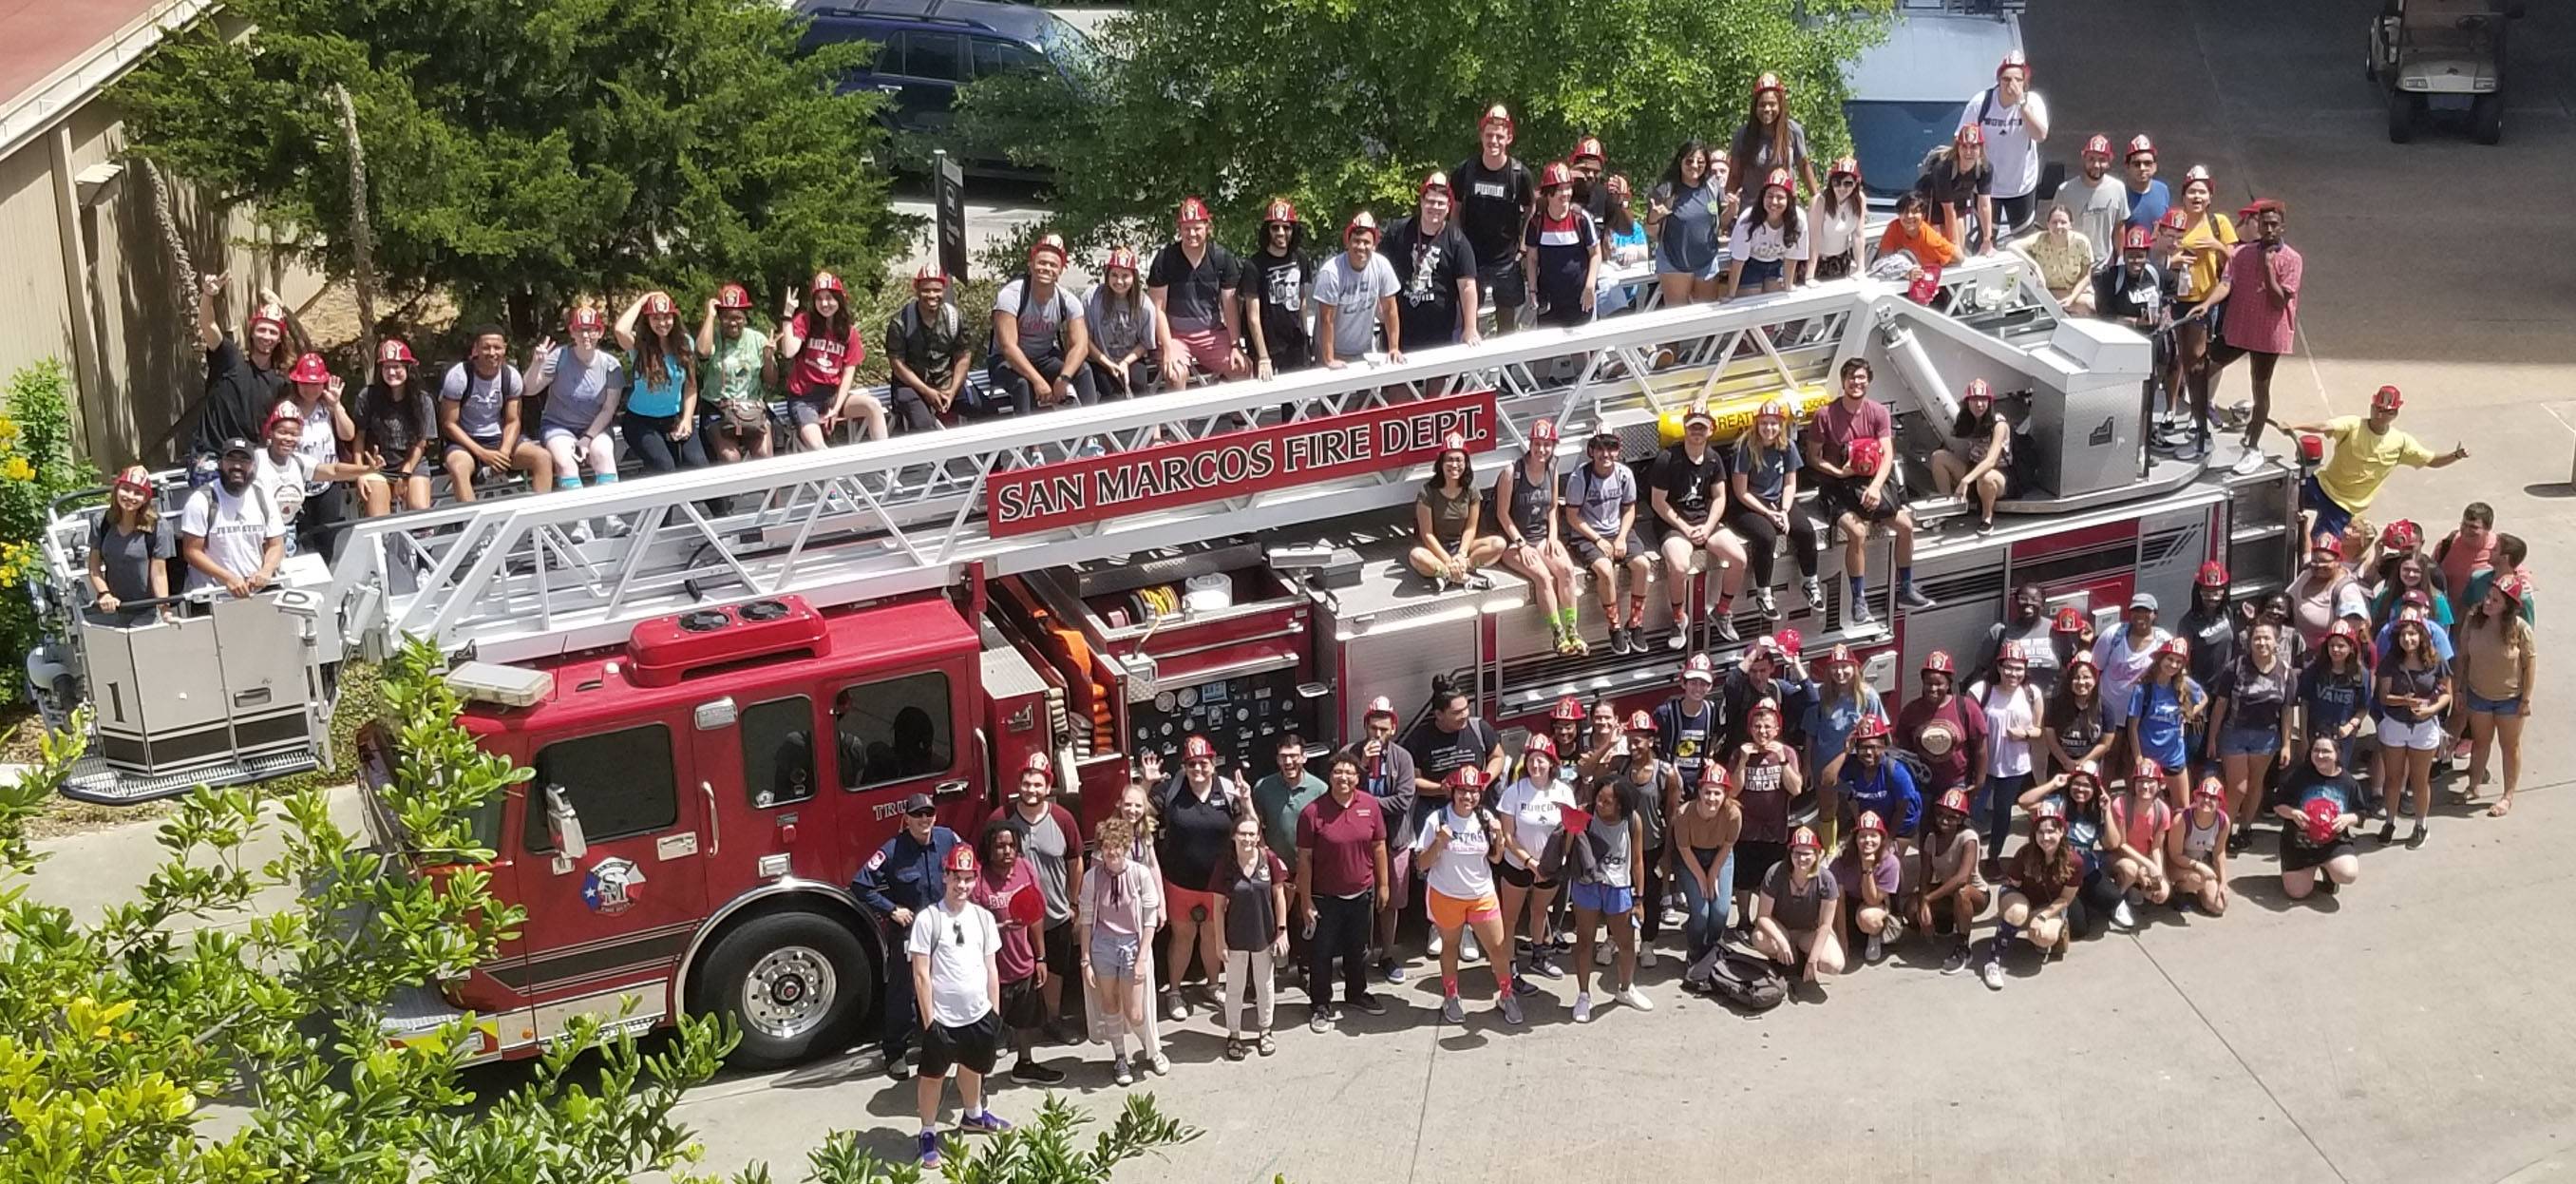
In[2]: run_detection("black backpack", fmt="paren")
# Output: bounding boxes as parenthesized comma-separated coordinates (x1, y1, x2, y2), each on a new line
(1684, 944, 1788, 1013)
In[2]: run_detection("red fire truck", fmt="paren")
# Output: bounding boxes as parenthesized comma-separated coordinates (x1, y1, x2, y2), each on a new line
(37, 256, 2297, 1067)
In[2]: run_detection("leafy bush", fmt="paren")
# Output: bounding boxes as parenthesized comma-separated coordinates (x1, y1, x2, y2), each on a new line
(0, 359, 98, 702)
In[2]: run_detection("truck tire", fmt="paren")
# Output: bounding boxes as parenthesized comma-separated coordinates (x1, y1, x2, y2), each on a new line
(2387, 90, 2415, 143)
(694, 911, 874, 1069)
(2472, 94, 2504, 144)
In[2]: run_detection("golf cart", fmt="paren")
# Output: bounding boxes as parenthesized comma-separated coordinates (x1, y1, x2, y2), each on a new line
(2369, 0, 2520, 144)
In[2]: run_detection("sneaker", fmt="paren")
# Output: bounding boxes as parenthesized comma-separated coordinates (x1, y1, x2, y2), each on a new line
(1572, 992, 1595, 1023)
(1146, 1052, 1171, 1076)
(1865, 931, 1885, 964)
(1847, 598, 1877, 628)
(1428, 929, 1443, 958)
(2113, 899, 2138, 930)
(1498, 992, 1525, 1026)
(2406, 823, 2428, 850)
(918, 1131, 944, 1168)
(1345, 992, 1388, 1017)
(1883, 915, 1905, 945)
(1898, 582, 1936, 610)
(599, 514, 633, 539)
(1379, 958, 1406, 985)
(1011, 1060, 1066, 1085)
(960, 1111, 1013, 1136)
(1308, 1005, 1333, 1033)
(1466, 573, 1495, 591)
(1941, 945, 1974, 975)
(1594, 942, 1614, 967)
(1510, 975, 1541, 997)
(1608, 625, 1631, 656)
(885, 1049, 914, 1081)
(1666, 621, 1689, 651)
(1752, 586, 1779, 620)
(1112, 1059, 1135, 1086)
(1614, 985, 1655, 1012)
(1462, 930, 1483, 964)
(2230, 447, 2267, 476)
(2317, 876, 2340, 896)
(568, 520, 595, 545)
(1976, 517, 1996, 538)
(1442, 991, 1466, 1023)
(1713, 613, 1741, 643)
(1528, 951, 1563, 979)
(1165, 993, 1189, 1022)
(1638, 941, 1657, 968)
(1661, 906, 1688, 928)
(1799, 578, 1824, 612)
(1979, 961, 2006, 991)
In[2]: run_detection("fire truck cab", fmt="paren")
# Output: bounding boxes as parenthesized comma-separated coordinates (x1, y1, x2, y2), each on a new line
(44, 255, 2300, 1068)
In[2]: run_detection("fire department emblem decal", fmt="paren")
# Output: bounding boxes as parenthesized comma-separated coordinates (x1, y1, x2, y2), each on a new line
(581, 857, 648, 915)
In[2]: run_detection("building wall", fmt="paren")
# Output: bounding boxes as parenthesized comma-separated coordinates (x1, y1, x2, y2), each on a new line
(0, 96, 324, 469)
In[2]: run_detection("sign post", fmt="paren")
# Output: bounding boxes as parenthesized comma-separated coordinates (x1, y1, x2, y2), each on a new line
(934, 149, 968, 283)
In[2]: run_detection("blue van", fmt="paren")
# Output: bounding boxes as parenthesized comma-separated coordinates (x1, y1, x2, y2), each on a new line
(794, 0, 1099, 171)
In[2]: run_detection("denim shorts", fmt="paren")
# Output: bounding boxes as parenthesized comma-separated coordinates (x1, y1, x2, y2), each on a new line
(1569, 881, 1635, 915)
(1088, 931, 1141, 980)
(1737, 257, 1786, 286)
(2217, 726, 2282, 758)
(2466, 690, 2524, 716)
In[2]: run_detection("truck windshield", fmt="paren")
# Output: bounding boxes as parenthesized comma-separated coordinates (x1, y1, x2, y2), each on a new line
(1843, 99, 1961, 201)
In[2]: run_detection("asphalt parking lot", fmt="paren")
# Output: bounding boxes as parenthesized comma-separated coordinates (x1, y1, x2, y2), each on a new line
(664, 3, 2576, 1179)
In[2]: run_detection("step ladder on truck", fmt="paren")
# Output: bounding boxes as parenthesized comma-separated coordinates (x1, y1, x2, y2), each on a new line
(31, 252, 2299, 1067)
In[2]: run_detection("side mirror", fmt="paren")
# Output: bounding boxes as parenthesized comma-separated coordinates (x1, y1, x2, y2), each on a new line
(546, 786, 589, 860)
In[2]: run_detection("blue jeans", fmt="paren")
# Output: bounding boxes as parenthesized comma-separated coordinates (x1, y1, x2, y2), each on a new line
(1978, 773, 2031, 852)
(1676, 847, 1736, 963)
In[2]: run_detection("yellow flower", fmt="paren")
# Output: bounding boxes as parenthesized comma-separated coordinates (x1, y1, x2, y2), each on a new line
(0, 457, 29, 482)
(0, 417, 19, 441)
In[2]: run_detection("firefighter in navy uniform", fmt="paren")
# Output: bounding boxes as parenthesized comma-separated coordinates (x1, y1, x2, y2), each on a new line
(855, 793, 962, 1080)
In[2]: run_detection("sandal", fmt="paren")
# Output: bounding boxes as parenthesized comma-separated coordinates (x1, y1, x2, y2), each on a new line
(1257, 1031, 1277, 1057)
(2489, 799, 2513, 817)
(1223, 1038, 1248, 1061)
(1555, 633, 1582, 658)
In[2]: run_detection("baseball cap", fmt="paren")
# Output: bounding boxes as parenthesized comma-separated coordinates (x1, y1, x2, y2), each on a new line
(2128, 591, 2159, 612)
(900, 793, 937, 815)
(219, 436, 256, 457)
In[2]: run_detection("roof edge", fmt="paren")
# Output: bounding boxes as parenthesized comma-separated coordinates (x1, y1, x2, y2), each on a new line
(0, 0, 218, 161)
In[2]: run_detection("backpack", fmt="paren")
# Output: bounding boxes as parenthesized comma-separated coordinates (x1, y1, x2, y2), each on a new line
(1683, 944, 1788, 1013)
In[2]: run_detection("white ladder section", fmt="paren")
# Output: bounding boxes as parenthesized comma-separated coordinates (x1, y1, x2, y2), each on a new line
(329, 256, 2065, 663)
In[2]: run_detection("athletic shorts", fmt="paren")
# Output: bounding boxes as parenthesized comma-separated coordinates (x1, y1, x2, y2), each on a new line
(444, 432, 504, 460)
(1164, 880, 1217, 922)
(1042, 919, 1076, 982)
(1168, 327, 1235, 375)
(537, 423, 594, 448)
(2301, 476, 2355, 546)
(1088, 930, 1142, 980)
(2377, 715, 2443, 752)
(998, 976, 1045, 1031)
(1819, 475, 1906, 525)
(1571, 530, 1647, 567)
(1427, 888, 1502, 931)
(918, 1012, 1003, 1078)
(1568, 881, 1635, 915)
(1495, 859, 1558, 891)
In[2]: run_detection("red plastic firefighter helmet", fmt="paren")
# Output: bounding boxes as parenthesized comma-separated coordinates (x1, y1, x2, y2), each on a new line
(2157, 635, 2191, 660)
(1105, 245, 1142, 274)
(1020, 752, 1053, 784)
(1625, 710, 1657, 735)
(112, 467, 155, 496)
(1570, 135, 1606, 164)
(2031, 799, 2068, 826)
(1176, 196, 1213, 226)
(1523, 733, 1560, 760)
(1530, 417, 1561, 443)
(1028, 234, 1070, 264)
(1682, 653, 1717, 683)
(2126, 134, 2157, 161)
(1845, 436, 1886, 476)
(1956, 124, 1984, 148)
(2495, 574, 2531, 606)
(1823, 642, 1857, 668)
(641, 291, 676, 317)
(1854, 810, 1887, 835)
(1343, 210, 1381, 245)
(1751, 696, 1783, 721)
(1997, 48, 2030, 79)
(2054, 605, 2088, 633)
(2065, 760, 2102, 788)
(375, 337, 415, 366)
(288, 353, 331, 384)
(1700, 764, 1733, 793)
(2082, 134, 2113, 160)
(1850, 715, 1892, 745)
(808, 270, 846, 296)
(566, 305, 607, 333)
(2372, 384, 2404, 412)
(944, 843, 978, 874)
(1752, 71, 1787, 100)
(247, 301, 289, 334)
(714, 282, 754, 310)
(2325, 618, 2362, 644)
(2197, 561, 2230, 588)
(1420, 171, 1452, 199)
(1755, 396, 1794, 422)
(1479, 103, 1515, 139)
(1442, 431, 1468, 452)
(1183, 735, 1218, 762)
(2120, 224, 2154, 253)
(2182, 163, 2214, 189)
(1937, 788, 1973, 815)
(1550, 695, 1585, 722)
(1261, 197, 1299, 225)
(1364, 696, 1398, 721)
(1770, 627, 1803, 657)
(2157, 206, 2190, 233)
(2311, 533, 2345, 561)
(2193, 776, 2226, 805)
(1962, 378, 1994, 405)
(1922, 649, 1957, 676)
(1539, 161, 1574, 190)
(2301, 797, 2341, 845)
(1827, 155, 1861, 182)
(2134, 756, 2166, 783)
(1790, 825, 1823, 851)
(1762, 167, 1794, 196)
(1447, 764, 1489, 792)
(2381, 519, 2422, 552)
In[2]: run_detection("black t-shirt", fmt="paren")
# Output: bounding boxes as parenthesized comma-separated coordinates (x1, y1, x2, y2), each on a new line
(1402, 716, 1501, 786)
(2093, 262, 2172, 328)
(1146, 242, 1241, 334)
(1153, 776, 1241, 892)
(1916, 146, 1994, 210)
(355, 383, 437, 460)
(198, 336, 286, 456)
(1242, 248, 1314, 355)
(1210, 850, 1287, 951)
(1384, 216, 1476, 341)
(1656, 443, 1728, 523)
(2178, 609, 2238, 690)
(2212, 656, 2298, 735)
(1450, 156, 1535, 276)
(1525, 209, 1600, 308)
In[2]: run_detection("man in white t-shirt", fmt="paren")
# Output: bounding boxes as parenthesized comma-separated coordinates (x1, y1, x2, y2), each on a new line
(1960, 50, 2051, 235)
(906, 844, 1011, 1170)
(1312, 211, 1406, 369)
(180, 437, 286, 599)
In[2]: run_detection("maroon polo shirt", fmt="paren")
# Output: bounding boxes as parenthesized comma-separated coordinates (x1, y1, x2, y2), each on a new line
(1296, 791, 1386, 898)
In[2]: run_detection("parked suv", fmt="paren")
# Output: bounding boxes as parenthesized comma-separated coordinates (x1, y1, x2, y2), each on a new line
(794, 0, 1099, 171)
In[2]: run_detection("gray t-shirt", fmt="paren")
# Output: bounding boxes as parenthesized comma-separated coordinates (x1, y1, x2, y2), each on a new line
(1562, 462, 1638, 537)
(1013, 805, 1075, 925)
(440, 363, 523, 441)
(2065, 172, 2129, 270)
(1086, 286, 1160, 359)
(90, 518, 169, 604)
(533, 347, 624, 433)
(1310, 253, 1401, 359)
(994, 278, 1085, 356)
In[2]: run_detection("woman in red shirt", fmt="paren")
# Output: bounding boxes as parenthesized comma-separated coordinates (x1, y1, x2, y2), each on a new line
(776, 270, 888, 448)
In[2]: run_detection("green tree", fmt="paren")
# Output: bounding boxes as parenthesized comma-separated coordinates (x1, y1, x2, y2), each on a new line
(0, 360, 98, 704)
(114, 0, 911, 335)
(960, 0, 1890, 260)
(0, 640, 1198, 1182)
